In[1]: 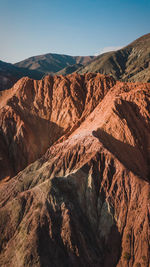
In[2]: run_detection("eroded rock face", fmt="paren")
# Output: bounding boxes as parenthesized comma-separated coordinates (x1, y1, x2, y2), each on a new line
(0, 73, 115, 180)
(0, 74, 150, 267)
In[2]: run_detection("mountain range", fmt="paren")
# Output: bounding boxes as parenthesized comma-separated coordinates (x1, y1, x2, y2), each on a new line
(0, 33, 150, 267)
(13, 33, 150, 83)
(77, 33, 150, 83)
(0, 33, 150, 91)
(0, 73, 150, 266)
(15, 54, 95, 74)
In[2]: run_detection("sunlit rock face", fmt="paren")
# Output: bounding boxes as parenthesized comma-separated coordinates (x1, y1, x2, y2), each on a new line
(0, 74, 149, 267)
(0, 73, 115, 180)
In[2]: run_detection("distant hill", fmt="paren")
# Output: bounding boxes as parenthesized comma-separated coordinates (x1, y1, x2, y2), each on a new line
(1, 33, 149, 91)
(77, 33, 150, 82)
(56, 63, 83, 75)
(0, 60, 43, 91)
(15, 54, 94, 74)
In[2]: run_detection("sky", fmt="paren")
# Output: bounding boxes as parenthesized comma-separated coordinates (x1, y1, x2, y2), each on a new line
(0, 0, 150, 63)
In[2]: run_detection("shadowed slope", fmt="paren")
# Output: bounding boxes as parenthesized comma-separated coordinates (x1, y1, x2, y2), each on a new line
(56, 63, 83, 75)
(0, 77, 149, 266)
(0, 60, 43, 91)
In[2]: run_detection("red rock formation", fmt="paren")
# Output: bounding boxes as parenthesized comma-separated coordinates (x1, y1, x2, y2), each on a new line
(0, 73, 115, 180)
(0, 74, 149, 267)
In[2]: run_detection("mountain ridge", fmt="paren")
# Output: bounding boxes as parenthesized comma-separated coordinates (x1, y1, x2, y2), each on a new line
(0, 33, 149, 92)
(15, 54, 95, 74)
(0, 60, 43, 91)
(77, 33, 150, 83)
(0, 74, 149, 266)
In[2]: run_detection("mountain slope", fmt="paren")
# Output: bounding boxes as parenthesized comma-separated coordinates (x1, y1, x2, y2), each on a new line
(15, 54, 94, 74)
(0, 74, 150, 266)
(56, 63, 83, 75)
(0, 60, 43, 91)
(0, 73, 115, 180)
(77, 33, 150, 82)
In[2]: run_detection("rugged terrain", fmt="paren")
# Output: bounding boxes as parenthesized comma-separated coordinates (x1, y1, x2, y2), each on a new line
(0, 55, 94, 91)
(15, 54, 94, 74)
(14, 33, 150, 83)
(1, 33, 149, 92)
(56, 63, 83, 76)
(77, 33, 150, 83)
(0, 73, 115, 180)
(0, 73, 150, 267)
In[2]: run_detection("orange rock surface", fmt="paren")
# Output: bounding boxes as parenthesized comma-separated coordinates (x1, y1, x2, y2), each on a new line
(0, 73, 115, 180)
(0, 74, 149, 266)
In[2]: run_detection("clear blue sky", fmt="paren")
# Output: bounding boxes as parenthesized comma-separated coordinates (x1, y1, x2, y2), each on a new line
(0, 0, 150, 63)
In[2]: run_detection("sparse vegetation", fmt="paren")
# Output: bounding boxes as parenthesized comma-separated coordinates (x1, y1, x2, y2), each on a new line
(0, 209, 8, 226)
(35, 202, 43, 209)
(123, 252, 131, 261)
(142, 255, 147, 262)
(135, 263, 141, 267)
(126, 233, 131, 239)
(78, 34, 150, 83)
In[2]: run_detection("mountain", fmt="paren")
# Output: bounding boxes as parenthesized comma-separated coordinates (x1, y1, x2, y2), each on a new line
(0, 60, 43, 91)
(1, 33, 149, 92)
(56, 63, 83, 75)
(0, 74, 150, 267)
(15, 54, 94, 74)
(0, 55, 94, 91)
(77, 33, 150, 83)
(0, 73, 115, 180)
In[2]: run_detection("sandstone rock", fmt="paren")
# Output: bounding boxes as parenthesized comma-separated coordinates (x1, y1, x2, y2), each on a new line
(0, 74, 149, 266)
(0, 73, 115, 180)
